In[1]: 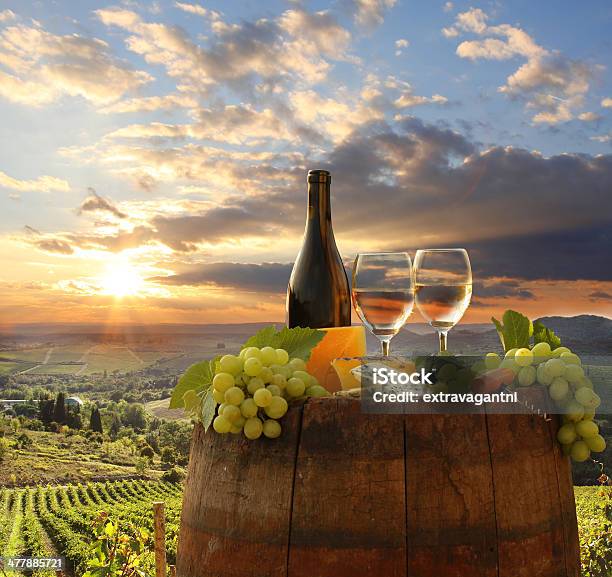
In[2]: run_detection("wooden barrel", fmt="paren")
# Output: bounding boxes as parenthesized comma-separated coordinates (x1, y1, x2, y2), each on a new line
(177, 397, 580, 577)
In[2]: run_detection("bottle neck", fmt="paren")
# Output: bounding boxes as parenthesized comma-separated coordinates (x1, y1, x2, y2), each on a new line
(306, 180, 332, 236)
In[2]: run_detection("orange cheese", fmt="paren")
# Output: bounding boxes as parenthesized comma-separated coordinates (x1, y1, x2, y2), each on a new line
(306, 326, 367, 392)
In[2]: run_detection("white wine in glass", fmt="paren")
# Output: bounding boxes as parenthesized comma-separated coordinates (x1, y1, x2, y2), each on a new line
(414, 249, 472, 353)
(352, 253, 414, 356)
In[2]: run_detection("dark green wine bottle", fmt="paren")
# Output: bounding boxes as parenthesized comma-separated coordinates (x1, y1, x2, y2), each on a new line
(286, 170, 351, 328)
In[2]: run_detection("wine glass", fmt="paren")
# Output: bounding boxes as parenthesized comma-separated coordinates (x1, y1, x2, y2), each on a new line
(413, 248, 472, 353)
(352, 252, 414, 356)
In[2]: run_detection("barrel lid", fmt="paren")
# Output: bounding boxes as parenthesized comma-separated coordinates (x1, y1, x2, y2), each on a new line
(307, 169, 331, 183)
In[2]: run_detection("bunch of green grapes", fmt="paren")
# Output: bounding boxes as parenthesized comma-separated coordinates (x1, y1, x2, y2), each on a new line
(484, 343, 606, 462)
(210, 346, 329, 440)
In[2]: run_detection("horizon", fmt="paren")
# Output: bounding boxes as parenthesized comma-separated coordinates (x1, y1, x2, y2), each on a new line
(1, 1, 611, 324)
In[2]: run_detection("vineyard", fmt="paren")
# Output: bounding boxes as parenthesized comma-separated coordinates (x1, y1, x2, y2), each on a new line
(0, 480, 182, 576)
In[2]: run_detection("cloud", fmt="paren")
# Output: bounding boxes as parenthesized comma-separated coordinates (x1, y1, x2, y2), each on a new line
(348, 0, 397, 29)
(395, 38, 409, 56)
(35, 238, 74, 255)
(0, 9, 16, 22)
(602, 98, 612, 108)
(577, 111, 600, 122)
(79, 189, 127, 219)
(0, 170, 70, 193)
(100, 93, 198, 114)
(153, 262, 292, 292)
(445, 8, 598, 124)
(0, 23, 152, 106)
(591, 133, 611, 144)
(95, 6, 352, 94)
(589, 291, 612, 301)
(473, 279, 535, 300)
(174, 2, 208, 17)
(443, 2, 454, 13)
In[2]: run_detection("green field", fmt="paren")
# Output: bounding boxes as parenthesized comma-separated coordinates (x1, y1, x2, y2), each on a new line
(0, 483, 608, 576)
(0, 480, 182, 576)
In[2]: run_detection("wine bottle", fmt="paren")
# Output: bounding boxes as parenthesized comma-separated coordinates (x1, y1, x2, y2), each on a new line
(287, 170, 351, 328)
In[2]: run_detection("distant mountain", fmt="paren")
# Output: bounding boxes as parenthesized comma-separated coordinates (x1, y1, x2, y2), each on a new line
(536, 315, 612, 355)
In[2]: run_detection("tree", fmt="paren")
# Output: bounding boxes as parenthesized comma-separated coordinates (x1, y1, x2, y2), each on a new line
(39, 399, 54, 424)
(109, 414, 122, 440)
(53, 392, 66, 425)
(90, 407, 103, 433)
(122, 404, 147, 430)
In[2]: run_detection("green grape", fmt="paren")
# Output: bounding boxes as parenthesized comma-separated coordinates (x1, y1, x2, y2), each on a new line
(219, 354, 243, 376)
(234, 416, 246, 428)
(271, 373, 287, 388)
(253, 387, 273, 408)
(564, 364, 584, 384)
(243, 347, 262, 361)
(288, 358, 307, 372)
(517, 366, 536, 387)
(240, 398, 258, 418)
(266, 384, 282, 397)
(549, 378, 569, 401)
(264, 396, 288, 419)
(292, 370, 312, 386)
(544, 358, 566, 378)
(560, 352, 581, 366)
(499, 358, 519, 374)
(263, 419, 282, 439)
(570, 440, 590, 462)
(218, 402, 229, 415)
(531, 342, 551, 360)
(275, 348, 289, 365)
(247, 377, 265, 395)
(582, 410, 596, 420)
(243, 417, 263, 440)
(585, 434, 606, 453)
(505, 348, 518, 359)
(212, 372, 235, 393)
(222, 404, 242, 423)
(485, 352, 501, 370)
(259, 367, 273, 384)
(557, 423, 577, 445)
(260, 346, 277, 366)
(238, 348, 248, 359)
(576, 376, 593, 390)
(213, 415, 232, 434)
(306, 385, 329, 397)
(575, 420, 598, 438)
(286, 377, 306, 397)
(229, 425, 242, 434)
(244, 357, 263, 377)
(575, 387, 597, 408)
(212, 388, 225, 404)
(564, 401, 585, 422)
(552, 346, 571, 357)
(225, 386, 245, 406)
(233, 373, 245, 387)
(536, 363, 554, 386)
(514, 348, 534, 367)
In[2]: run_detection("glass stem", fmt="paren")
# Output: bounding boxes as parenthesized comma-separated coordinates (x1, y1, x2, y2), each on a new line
(438, 330, 448, 353)
(381, 338, 390, 356)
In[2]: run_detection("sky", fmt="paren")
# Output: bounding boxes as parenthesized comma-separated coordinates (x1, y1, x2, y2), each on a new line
(0, 0, 611, 326)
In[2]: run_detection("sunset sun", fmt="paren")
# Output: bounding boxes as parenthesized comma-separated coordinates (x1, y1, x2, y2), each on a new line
(100, 261, 144, 298)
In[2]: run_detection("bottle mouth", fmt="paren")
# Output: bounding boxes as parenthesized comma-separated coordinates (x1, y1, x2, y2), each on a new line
(307, 169, 331, 183)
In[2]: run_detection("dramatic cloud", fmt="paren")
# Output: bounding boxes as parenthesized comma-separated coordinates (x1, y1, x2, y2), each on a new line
(153, 262, 292, 292)
(0, 9, 16, 22)
(445, 8, 599, 124)
(79, 189, 127, 219)
(589, 291, 612, 301)
(0, 170, 69, 193)
(100, 93, 198, 114)
(0, 23, 151, 106)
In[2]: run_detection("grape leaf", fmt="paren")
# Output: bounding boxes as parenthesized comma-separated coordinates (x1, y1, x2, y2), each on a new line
(241, 325, 325, 360)
(200, 387, 216, 432)
(241, 325, 279, 349)
(491, 310, 532, 352)
(533, 321, 562, 349)
(169, 360, 214, 409)
(274, 326, 326, 360)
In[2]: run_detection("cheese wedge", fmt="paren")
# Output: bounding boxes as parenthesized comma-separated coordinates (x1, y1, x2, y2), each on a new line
(307, 326, 367, 392)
